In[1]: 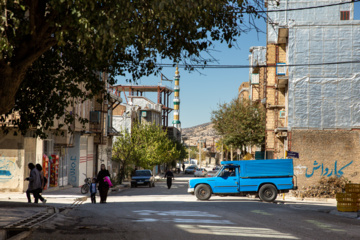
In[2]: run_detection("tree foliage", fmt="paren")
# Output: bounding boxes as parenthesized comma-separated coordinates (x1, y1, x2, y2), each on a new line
(112, 123, 187, 182)
(0, 0, 261, 137)
(211, 99, 265, 152)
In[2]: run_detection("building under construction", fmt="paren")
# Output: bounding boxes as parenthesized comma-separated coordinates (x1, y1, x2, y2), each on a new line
(112, 70, 181, 141)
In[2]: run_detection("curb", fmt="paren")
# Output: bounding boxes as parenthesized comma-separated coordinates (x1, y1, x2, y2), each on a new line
(329, 210, 360, 219)
(108, 184, 129, 195)
(43, 185, 73, 193)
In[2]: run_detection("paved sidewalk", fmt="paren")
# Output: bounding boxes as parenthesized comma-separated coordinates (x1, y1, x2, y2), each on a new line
(276, 196, 360, 219)
(0, 183, 129, 232)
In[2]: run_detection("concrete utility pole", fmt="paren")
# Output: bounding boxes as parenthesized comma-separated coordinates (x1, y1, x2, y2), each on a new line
(198, 137, 204, 168)
(199, 145, 201, 168)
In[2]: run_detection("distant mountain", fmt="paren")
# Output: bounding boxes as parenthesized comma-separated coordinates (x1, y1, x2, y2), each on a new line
(182, 122, 220, 146)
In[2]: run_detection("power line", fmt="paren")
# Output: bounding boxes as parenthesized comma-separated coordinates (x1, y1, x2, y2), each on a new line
(242, 0, 360, 14)
(156, 60, 360, 69)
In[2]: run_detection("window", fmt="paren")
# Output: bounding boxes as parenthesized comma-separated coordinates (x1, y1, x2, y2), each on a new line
(340, 11, 350, 20)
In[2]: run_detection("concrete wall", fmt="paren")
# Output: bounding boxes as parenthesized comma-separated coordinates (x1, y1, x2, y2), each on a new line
(291, 129, 360, 188)
(0, 149, 25, 192)
(0, 132, 44, 192)
(68, 133, 80, 187)
(97, 142, 112, 176)
(87, 137, 94, 178)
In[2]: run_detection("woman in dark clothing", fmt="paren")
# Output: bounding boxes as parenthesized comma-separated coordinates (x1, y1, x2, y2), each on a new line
(164, 169, 174, 189)
(97, 164, 110, 203)
(35, 164, 46, 203)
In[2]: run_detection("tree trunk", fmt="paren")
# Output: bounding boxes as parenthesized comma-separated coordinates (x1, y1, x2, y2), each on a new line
(0, 67, 26, 115)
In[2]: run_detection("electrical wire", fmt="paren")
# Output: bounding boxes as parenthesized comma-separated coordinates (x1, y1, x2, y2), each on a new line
(156, 60, 360, 69)
(240, 0, 360, 14)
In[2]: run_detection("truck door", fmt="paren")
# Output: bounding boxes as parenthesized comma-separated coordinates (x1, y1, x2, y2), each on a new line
(212, 166, 239, 194)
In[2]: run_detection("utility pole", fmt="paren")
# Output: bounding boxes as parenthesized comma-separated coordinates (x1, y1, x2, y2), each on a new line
(199, 144, 202, 168)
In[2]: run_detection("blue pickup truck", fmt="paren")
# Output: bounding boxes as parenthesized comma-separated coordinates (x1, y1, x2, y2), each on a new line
(187, 159, 297, 202)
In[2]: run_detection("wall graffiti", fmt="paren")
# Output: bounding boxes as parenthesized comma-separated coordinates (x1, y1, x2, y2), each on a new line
(305, 160, 353, 178)
(0, 156, 17, 183)
(294, 164, 307, 175)
(69, 156, 77, 184)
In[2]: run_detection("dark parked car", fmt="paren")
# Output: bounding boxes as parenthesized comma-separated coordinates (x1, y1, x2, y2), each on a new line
(185, 165, 197, 174)
(131, 170, 155, 188)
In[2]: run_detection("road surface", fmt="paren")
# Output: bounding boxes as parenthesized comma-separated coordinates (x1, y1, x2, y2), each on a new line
(29, 176, 360, 240)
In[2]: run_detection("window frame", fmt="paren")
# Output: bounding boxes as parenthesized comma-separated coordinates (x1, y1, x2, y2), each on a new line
(340, 11, 350, 20)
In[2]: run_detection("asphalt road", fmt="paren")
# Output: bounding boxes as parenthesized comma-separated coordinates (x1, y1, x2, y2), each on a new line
(29, 176, 360, 240)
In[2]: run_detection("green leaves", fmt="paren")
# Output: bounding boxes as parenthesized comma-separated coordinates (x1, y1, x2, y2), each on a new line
(112, 123, 187, 178)
(1, 0, 262, 136)
(211, 98, 265, 149)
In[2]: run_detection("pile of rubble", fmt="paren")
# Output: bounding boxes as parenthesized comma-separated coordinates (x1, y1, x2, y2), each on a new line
(294, 176, 348, 198)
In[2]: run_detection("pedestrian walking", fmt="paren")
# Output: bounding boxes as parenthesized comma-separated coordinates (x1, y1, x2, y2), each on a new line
(35, 164, 47, 204)
(164, 169, 174, 189)
(89, 177, 97, 204)
(97, 164, 110, 203)
(182, 163, 185, 172)
(25, 163, 42, 203)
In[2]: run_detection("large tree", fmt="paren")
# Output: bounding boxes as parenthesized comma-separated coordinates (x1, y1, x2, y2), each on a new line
(0, 0, 261, 137)
(112, 123, 187, 183)
(211, 98, 265, 154)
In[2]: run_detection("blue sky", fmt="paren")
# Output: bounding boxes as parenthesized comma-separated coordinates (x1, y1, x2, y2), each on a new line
(115, 18, 266, 128)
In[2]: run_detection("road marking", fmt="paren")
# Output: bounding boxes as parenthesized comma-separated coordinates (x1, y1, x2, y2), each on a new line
(134, 218, 233, 224)
(132, 210, 233, 224)
(133, 210, 219, 217)
(305, 220, 345, 232)
(176, 225, 299, 239)
(251, 210, 273, 216)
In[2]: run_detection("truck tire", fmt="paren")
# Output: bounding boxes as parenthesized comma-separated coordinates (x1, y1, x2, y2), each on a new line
(259, 184, 278, 202)
(195, 184, 211, 200)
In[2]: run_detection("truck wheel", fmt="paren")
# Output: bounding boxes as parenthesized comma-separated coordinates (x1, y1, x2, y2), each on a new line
(195, 184, 211, 200)
(259, 184, 277, 202)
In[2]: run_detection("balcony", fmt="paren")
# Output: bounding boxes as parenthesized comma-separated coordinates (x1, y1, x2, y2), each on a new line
(277, 28, 288, 44)
(277, 76, 288, 89)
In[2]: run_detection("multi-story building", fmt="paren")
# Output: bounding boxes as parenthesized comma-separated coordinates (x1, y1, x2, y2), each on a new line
(248, 46, 266, 104)
(0, 73, 121, 191)
(265, 0, 360, 187)
(238, 82, 250, 101)
(246, 46, 267, 157)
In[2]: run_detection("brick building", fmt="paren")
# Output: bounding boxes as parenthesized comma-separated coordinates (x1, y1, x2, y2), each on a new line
(246, 46, 267, 156)
(264, 0, 360, 187)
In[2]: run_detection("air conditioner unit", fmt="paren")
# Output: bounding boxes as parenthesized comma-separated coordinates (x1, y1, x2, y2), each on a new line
(251, 74, 259, 84)
(276, 63, 286, 75)
(279, 110, 286, 119)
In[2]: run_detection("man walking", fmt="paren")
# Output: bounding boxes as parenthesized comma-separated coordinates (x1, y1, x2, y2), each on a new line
(164, 169, 174, 189)
(25, 163, 42, 203)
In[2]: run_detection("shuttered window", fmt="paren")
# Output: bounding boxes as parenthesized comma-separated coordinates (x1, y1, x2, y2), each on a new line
(340, 11, 350, 20)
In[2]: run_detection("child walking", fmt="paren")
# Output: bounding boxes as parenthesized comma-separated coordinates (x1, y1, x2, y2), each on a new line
(90, 177, 97, 204)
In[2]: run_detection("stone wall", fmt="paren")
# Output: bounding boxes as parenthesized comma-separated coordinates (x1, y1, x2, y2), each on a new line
(291, 129, 360, 188)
